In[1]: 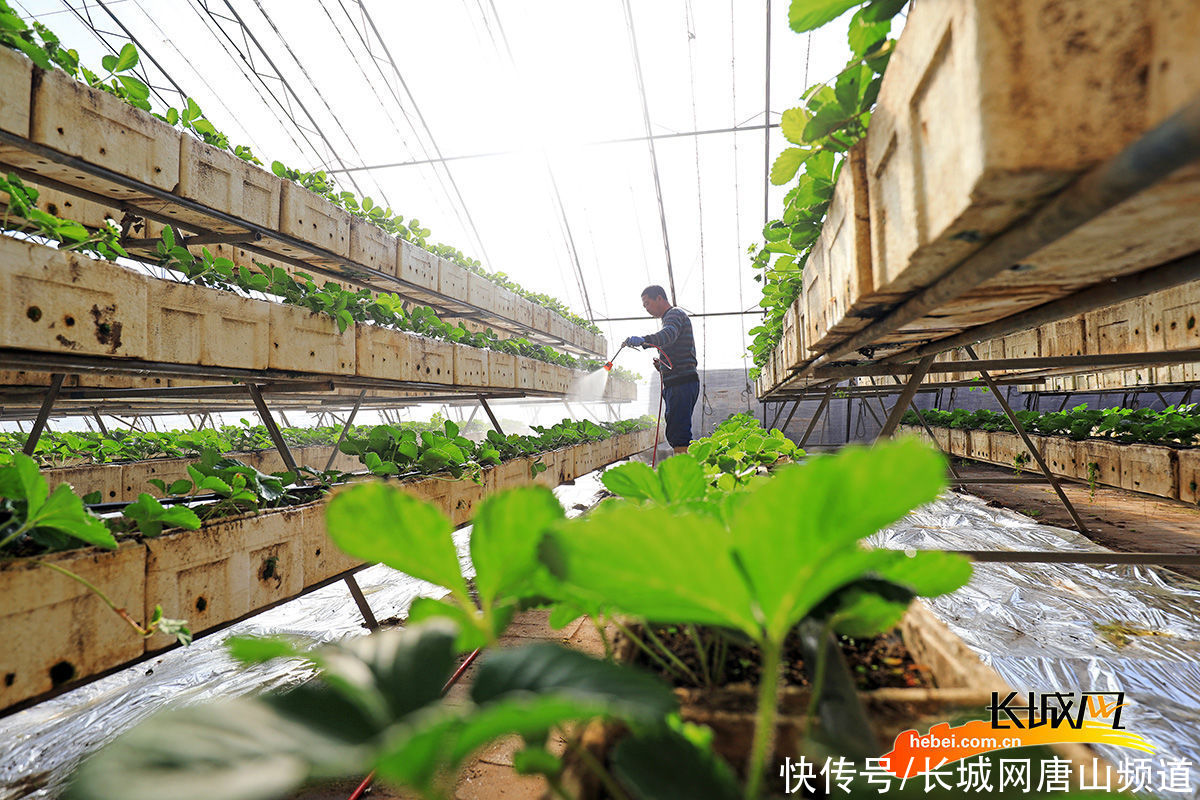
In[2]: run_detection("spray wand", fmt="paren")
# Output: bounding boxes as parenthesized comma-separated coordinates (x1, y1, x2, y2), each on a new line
(603, 343, 626, 372)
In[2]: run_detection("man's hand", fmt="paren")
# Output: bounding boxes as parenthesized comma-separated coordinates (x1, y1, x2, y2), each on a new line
(623, 336, 645, 348)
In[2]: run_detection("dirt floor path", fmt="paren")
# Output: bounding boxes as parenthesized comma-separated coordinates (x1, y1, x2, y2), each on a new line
(291, 610, 604, 800)
(951, 460, 1200, 580)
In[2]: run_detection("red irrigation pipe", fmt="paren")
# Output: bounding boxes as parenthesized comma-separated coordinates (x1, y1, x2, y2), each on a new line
(347, 647, 484, 800)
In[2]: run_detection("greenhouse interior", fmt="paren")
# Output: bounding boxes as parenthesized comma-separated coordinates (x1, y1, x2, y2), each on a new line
(1, 0, 1199, 797)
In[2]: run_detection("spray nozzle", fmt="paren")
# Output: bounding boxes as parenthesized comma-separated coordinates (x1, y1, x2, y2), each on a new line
(603, 362, 613, 371)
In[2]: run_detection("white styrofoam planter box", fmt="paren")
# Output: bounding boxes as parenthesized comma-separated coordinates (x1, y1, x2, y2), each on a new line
(349, 217, 397, 275)
(437, 258, 470, 302)
(516, 356, 538, 391)
(267, 303, 355, 375)
(466, 271, 497, 314)
(275, 181, 350, 259)
(147, 279, 270, 370)
(532, 306, 552, 337)
(397, 240, 440, 296)
(0, 236, 148, 359)
(356, 326, 454, 384)
(452, 344, 489, 387)
(493, 287, 518, 323)
(148, 136, 281, 233)
(0, 46, 31, 136)
(487, 351, 517, 388)
(21, 67, 180, 199)
(0, 542, 147, 710)
(144, 503, 313, 651)
(511, 296, 535, 329)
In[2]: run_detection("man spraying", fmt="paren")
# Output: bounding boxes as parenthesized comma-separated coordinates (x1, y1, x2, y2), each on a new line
(623, 285, 699, 454)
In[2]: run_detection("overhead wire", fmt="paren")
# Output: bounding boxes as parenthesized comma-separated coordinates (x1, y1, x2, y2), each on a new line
(327, 0, 479, 256)
(473, 0, 596, 322)
(185, 0, 332, 164)
(348, 0, 497, 268)
(240, 0, 373, 197)
(127, 0, 270, 158)
(620, 0, 678, 308)
(731, 0, 750, 410)
(684, 0, 713, 433)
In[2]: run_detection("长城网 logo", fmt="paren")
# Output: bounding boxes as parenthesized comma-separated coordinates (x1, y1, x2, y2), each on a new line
(988, 690, 1125, 730)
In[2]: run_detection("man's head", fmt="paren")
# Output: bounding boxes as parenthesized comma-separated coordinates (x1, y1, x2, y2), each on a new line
(641, 285, 672, 318)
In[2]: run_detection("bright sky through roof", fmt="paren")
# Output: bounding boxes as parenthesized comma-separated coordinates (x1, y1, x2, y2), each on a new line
(15, 0, 860, 376)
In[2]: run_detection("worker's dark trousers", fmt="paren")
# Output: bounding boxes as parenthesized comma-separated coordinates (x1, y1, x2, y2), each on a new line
(663, 378, 700, 447)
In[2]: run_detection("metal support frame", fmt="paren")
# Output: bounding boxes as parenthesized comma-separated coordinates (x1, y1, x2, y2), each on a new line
(91, 410, 109, 436)
(799, 385, 836, 448)
(966, 346, 1090, 534)
(778, 398, 803, 433)
(323, 389, 366, 473)
(478, 396, 504, 436)
(810, 93, 1200, 367)
(250, 381, 380, 629)
(769, 400, 788, 429)
(22, 374, 65, 456)
(876, 356, 936, 439)
(247, 384, 300, 475)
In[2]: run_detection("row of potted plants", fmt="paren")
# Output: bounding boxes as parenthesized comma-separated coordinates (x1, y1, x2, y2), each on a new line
(66, 427, 1103, 800)
(901, 414, 1200, 504)
(0, 3, 603, 351)
(0, 418, 656, 711)
(754, 0, 1200, 397)
(0, 232, 636, 398)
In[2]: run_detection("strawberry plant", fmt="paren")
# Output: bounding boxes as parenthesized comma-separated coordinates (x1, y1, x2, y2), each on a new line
(0, 454, 114, 553)
(905, 404, 1200, 447)
(748, 0, 905, 376)
(1, 173, 127, 260)
(540, 438, 969, 796)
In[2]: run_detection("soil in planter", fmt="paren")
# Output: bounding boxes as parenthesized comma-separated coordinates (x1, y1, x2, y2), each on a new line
(627, 624, 933, 692)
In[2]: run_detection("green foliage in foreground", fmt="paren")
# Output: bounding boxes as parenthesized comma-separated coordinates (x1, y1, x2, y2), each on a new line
(905, 403, 1200, 447)
(71, 438, 972, 798)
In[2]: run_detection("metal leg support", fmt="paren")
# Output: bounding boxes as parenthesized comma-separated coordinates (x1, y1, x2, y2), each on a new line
(769, 400, 788, 429)
(324, 389, 366, 474)
(778, 399, 802, 434)
(876, 356, 936, 440)
(799, 385, 836, 448)
(248, 384, 301, 475)
(23, 374, 65, 456)
(478, 396, 504, 436)
(966, 346, 1089, 534)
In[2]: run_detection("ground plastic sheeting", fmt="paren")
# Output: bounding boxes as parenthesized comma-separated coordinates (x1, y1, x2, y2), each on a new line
(0, 473, 610, 800)
(872, 490, 1200, 798)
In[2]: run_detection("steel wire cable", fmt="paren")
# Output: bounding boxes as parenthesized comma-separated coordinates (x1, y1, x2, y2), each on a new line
(185, 0, 331, 164)
(349, 0, 496, 268)
(683, 0, 712, 434)
(474, 0, 597, 322)
(243, 0, 375, 198)
(620, 0, 678, 308)
(327, 0, 478, 254)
